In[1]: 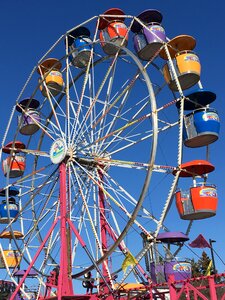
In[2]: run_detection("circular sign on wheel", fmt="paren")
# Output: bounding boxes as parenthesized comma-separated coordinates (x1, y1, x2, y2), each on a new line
(50, 138, 67, 164)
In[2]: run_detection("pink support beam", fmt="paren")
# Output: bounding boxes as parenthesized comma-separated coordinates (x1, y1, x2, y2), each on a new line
(151, 273, 225, 300)
(168, 275, 177, 299)
(57, 162, 74, 297)
(105, 222, 152, 285)
(11, 162, 113, 300)
(68, 219, 113, 293)
(10, 217, 59, 300)
(98, 169, 110, 294)
(208, 276, 217, 300)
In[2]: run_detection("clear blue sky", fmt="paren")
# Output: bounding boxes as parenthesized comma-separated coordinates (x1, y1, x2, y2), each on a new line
(0, 0, 224, 275)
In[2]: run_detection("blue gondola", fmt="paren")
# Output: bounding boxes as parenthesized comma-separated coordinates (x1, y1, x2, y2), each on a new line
(0, 187, 19, 224)
(67, 27, 92, 68)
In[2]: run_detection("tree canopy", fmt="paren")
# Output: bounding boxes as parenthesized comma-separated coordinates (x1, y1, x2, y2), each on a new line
(190, 251, 212, 277)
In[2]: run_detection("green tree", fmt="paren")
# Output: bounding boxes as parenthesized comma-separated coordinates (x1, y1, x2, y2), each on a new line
(188, 251, 225, 299)
(191, 251, 212, 277)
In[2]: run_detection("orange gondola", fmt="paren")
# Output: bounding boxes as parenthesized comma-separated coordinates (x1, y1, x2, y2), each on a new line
(174, 160, 218, 220)
(37, 58, 64, 97)
(98, 8, 128, 55)
(2, 141, 26, 178)
(160, 35, 201, 91)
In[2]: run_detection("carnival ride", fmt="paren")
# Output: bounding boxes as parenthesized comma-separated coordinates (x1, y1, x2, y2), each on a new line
(0, 8, 222, 300)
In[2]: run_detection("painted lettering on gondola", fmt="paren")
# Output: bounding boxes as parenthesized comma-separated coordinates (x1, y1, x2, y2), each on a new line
(150, 25, 165, 33)
(203, 113, 219, 122)
(199, 188, 217, 198)
(184, 54, 199, 62)
(3, 251, 21, 258)
(12, 156, 25, 163)
(3, 204, 18, 211)
(49, 70, 62, 77)
(173, 263, 191, 272)
(113, 23, 127, 29)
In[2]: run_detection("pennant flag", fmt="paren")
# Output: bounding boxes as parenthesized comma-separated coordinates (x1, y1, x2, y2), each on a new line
(122, 251, 137, 273)
(205, 260, 212, 276)
(189, 234, 211, 248)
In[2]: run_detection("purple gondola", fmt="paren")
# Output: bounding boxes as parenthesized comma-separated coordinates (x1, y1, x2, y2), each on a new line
(131, 9, 166, 60)
(16, 98, 40, 135)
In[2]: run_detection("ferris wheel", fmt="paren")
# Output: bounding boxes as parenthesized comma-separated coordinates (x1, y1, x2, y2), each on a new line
(0, 8, 220, 300)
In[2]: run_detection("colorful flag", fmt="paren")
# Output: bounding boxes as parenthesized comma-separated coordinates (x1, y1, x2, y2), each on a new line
(122, 251, 137, 272)
(189, 234, 211, 248)
(205, 260, 212, 276)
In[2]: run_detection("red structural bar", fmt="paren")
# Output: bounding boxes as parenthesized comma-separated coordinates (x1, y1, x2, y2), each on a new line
(98, 169, 111, 295)
(10, 218, 59, 300)
(58, 162, 74, 297)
